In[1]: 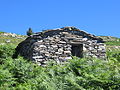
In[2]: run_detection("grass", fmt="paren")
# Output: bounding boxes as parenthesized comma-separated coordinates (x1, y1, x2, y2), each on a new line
(105, 41, 120, 46)
(0, 33, 26, 45)
(0, 31, 5, 34)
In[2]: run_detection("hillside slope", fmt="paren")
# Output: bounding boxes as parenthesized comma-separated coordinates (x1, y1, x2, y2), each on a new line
(98, 36, 120, 51)
(0, 32, 26, 45)
(97, 36, 120, 42)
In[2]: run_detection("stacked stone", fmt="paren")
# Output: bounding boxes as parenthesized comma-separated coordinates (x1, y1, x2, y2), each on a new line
(14, 27, 106, 65)
(84, 41, 106, 58)
(31, 34, 72, 65)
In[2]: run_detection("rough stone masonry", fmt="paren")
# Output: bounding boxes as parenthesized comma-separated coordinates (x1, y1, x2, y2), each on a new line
(13, 27, 106, 65)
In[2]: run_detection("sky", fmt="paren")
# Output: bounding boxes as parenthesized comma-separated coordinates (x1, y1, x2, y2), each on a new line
(0, 0, 120, 37)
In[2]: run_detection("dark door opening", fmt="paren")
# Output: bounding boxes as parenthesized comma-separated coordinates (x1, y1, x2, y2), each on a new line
(71, 44, 83, 58)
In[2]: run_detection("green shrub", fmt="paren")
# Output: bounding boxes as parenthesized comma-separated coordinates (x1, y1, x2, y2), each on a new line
(107, 50, 120, 62)
(0, 64, 16, 89)
(0, 44, 120, 90)
(0, 44, 15, 64)
(67, 57, 120, 89)
(27, 28, 33, 36)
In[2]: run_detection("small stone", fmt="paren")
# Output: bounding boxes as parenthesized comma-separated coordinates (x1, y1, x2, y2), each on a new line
(94, 45, 98, 49)
(55, 52, 62, 55)
(58, 44, 63, 48)
(52, 56, 58, 59)
(51, 45, 58, 48)
(101, 50, 106, 53)
(5, 40, 11, 43)
(65, 37, 76, 40)
(83, 47, 87, 51)
(58, 41, 66, 44)
(65, 57, 72, 60)
(0, 43, 5, 45)
(89, 47, 94, 51)
(61, 32, 69, 35)
(64, 47, 71, 51)
(99, 46, 105, 50)
(40, 51, 48, 54)
(92, 55, 97, 58)
(33, 56, 43, 59)
(37, 59, 43, 62)
(91, 50, 97, 53)
(39, 45, 46, 48)
(45, 53, 50, 57)
(59, 57, 64, 60)
(58, 48, 64, 52)
(64, 51, 71, 54)
(37, 40, 43, 43)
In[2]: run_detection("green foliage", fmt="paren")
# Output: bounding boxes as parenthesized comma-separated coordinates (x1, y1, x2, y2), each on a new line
(0, 44, 120, 90)
(0, 31, 5, 34)
(0, 65, 16, 89)
(106, 41, 120, 46)
(27, 28, 33, 36)
(0, 44, 15, 64)
(107, 50, 120, 62)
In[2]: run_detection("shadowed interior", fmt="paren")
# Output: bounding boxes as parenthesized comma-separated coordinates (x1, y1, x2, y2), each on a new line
(71, 44, 83, 58)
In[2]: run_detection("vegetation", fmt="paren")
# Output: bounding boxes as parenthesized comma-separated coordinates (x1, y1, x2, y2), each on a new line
(98, 36, 120, 46)
(105, 41, 120, 46)
(0, 43, 120, 90)
(0, 33, 120, 90)
(0, 31, 5, 34)
(27, 28, 33, 36)
(98, 36, 120, 42)
(0, 32, 26, 45)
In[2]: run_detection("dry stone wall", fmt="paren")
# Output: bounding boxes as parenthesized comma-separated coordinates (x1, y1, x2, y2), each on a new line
(14, 27, 106, 65)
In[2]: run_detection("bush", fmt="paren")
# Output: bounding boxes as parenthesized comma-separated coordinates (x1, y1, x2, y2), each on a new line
(27, 28, 33, 36)
(0, 44, 15, 64)
(0, 44, 120, 89)
(107, 50, 120, 62)
(0, 66, 15, 89)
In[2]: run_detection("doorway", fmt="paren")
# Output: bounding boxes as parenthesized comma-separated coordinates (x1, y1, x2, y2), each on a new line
(71, 44, 83, 58)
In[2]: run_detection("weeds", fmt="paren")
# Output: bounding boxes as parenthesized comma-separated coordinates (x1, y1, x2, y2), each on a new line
(0, 44, 120, 90)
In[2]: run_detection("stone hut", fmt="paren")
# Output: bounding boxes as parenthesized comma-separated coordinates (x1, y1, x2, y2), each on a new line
(13, 27, 106, 65)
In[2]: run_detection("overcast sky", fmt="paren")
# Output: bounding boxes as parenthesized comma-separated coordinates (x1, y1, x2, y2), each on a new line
(0, 0, 120, 37)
